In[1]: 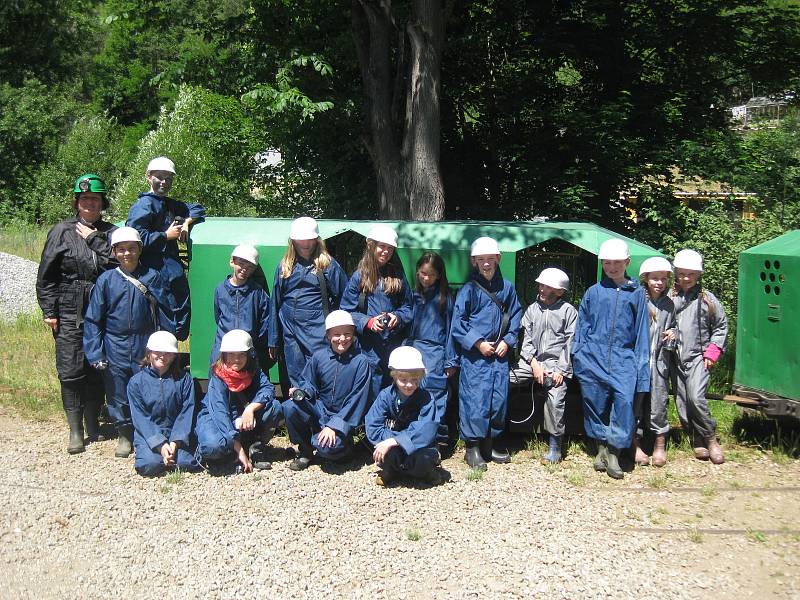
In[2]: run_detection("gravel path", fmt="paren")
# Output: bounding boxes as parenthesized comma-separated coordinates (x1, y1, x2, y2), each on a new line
(0, 252, 39, 320)
(1, 410, 798, 599)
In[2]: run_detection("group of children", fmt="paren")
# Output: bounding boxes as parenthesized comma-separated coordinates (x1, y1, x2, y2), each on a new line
(58, 156, 729, 484)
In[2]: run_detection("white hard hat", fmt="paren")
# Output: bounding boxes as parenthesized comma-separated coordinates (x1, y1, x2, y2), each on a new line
(146, 156, 176, 174)
(367, 224, 398, 248)
(325, 310, 354, 330)
(388, 346, 426, 371)
(146, 331, 179, 353)
(639, 256, 673, 276)
(290, 216, 319, 241)
(535, 267, 570, 290)
(471, 236, 501, 256)
(673, 249, 703, 272)
(219, 329, 253, 353)
(231, 244, 259, 265)
(598, 238, 630, 260)
(110, 226, 142, 246)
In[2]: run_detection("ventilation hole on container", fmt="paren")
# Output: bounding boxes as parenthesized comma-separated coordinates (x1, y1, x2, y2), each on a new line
(775, 286, 781, 296)
(765, 260, 772, 269)
(760, 272, 766, 281)
(770, 272, 776, 281)
(780, 274, 785, 283)
(765, 285, 772, 294)
(774, 260, 781, 269)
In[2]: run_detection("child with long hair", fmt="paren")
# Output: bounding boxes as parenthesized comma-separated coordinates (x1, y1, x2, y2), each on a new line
(128, 331, 200, 476)
(268, 217, 348, 386)
(340, 225, 413, 402)
(669, 249, 728, 464)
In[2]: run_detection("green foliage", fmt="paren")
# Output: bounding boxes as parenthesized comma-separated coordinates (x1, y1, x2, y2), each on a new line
(113, 85, 260, 220)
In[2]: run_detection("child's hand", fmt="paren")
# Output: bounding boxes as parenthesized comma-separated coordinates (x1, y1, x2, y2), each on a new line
(386, 312, 399, 329)
(240, 407, 256, 431)
(531, 360, 545, 385)
(316, 426, 337, 448)
(476, 341, 494, 357)
(178, 219, 192, 242)
(552, 371, 564, 387)
(704, 358, 715, 370)
(237, 446, 253, 473)
(165, 222, 182, 241)
(160, 443, 176, 466)
(494, 341, 509, 358)
(43, 317, 58, 332)
(373, 438, 398, 465)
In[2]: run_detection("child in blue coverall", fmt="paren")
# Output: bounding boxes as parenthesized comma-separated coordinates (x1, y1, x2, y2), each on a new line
(268, 217, 348, 386)
(212, 244, 270, 370)
(341, 224, 413, 404)
(84, 226, 176, 459)
(126, 156, 205, 341)
(366, 346, 443, 486)
(450, 237, 523, 471)
(572, 238, 650, 480)
(128, 331, 200, 476)
(196, 330, 282, 473)
(283, 310, 371, 471)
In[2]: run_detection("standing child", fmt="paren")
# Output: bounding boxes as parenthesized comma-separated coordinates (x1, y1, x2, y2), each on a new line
(669, 249, 728, 464)
(126, 157, 206, 340)
(509, 268, 577, 464)
(283, 310, 371, 471)
(572, 238, 650, 480)
(268, 217, 348, 386)
(366, 346, 443, 486)
(128, 331, 200, 476)
(83, 227, 177, 458)
(196, 330, 282, 472)
(409, 252, 458, 450)
(634, 257, 677, 468)
(450, 237, 523, 470)
(340, 225, 413, 403)
(212, 244, 270, 370)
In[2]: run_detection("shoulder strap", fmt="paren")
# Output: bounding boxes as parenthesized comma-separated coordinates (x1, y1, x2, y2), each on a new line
(470, 280, 511, 342)
(116, 268, 160, 330)
(316, 268, 330, 318)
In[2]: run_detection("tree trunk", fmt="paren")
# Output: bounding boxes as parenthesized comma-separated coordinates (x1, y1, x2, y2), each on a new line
(352, 0, 449, 221)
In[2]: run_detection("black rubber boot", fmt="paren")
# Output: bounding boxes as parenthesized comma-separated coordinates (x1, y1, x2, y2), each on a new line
(289, 438, 314, 471)
(486, 437, 511, 464)
(593, 441, 608, 472)
(65, 409, 85, 454)
(479, 436, 492, 461)
(115, 426, 133, 458)
(464, 442, 487, 470)
(606, 446, 624, 480)
(83, 398, 102, 443)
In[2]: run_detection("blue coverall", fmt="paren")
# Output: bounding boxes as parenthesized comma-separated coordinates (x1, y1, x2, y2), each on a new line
(268, 257, 348, 386)
(126, 192, 206, 340)
(83, 266, 176, 430)
(572, 276, 651, 450)
(283, 345, 371, 461)
(195, 369, 282, 460)
(365, 385, 440, 478)
(212, 277, 271, 367)
(407, 287, 458, 443)
(127, 366, 200, 475)
(450, 270, 523, 443)
(340, 270, 413, 403)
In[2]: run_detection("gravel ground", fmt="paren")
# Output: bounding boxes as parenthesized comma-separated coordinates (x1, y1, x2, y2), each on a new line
(0, 252, 39, 320)
(1, 410, 798, 600)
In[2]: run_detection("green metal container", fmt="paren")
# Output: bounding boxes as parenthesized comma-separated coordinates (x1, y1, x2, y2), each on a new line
(187, 218, 663, 381)
(734, 230, 800, 416)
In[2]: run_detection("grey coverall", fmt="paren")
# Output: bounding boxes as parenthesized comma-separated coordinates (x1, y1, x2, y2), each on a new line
(509, 298, 577, 436)
(637, 295, 676, 436)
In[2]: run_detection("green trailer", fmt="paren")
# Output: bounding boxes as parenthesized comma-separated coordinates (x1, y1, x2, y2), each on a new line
(186, 218, 663, 396)
(726, 230, 800, 420)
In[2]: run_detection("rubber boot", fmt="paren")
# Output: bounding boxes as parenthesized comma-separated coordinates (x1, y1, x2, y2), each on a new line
(593, 441, 608, 472)
(606, 446, 624, 480)
(692, 434, 710, 461)
(115, 426, 133, 458)
(541, 435, 562, 464)
(485, 437, 511, 464)
(632, 436, 650, 466)
(706, 436, 725, 465)
(83, 397, 103, 443)
(289, 438, 314, 471)
(651, 434, 667, 467)
(464, 442, 487, 470)
(479, 436, 492, 461)
(65, 409, 85, 454)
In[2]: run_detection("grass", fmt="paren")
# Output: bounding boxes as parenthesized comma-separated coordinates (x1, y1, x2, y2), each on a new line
(700, 485, 717, 498)
(564, 469, 586, 487)
(405, 527, 422, 541)
(0, 224, 49, 263)
(746, 529, 767, 543)
(688, 528, 704, 544)
(465, 467, 484, 482)
(165, 469, 185, 485)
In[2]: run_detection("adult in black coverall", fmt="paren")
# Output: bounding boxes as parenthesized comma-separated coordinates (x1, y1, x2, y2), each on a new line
(36, 174, 117, 454)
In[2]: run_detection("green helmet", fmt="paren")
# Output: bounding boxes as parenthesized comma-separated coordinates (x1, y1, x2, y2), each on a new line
(73, 174, 107, 194)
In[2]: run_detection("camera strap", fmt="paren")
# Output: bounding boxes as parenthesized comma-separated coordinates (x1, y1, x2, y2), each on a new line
(470, 281, 510, 343)
(116, 268, 160, 330)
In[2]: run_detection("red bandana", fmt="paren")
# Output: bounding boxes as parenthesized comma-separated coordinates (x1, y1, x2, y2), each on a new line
(214, 363, 253, 392)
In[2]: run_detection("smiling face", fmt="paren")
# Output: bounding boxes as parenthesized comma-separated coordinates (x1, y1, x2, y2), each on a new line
(75, 192, 103, 224)
(113, 241, 141, 272)
(148, 350, 176, 376)
(471, 254, 499, 281)
(374, 242, 394, 266)
(223, 351, 249, 372)
(538, 283, 564, 305)
(293, 238, 317, 261)
(674, 268, 701, 293)
(645, 270, 672, 298)
(229, 257, 257, 285)
(601, 259, 630, 283)
(327, 324, 355, 355)
(417, 263, 440, 289)
(393, 374, 422, 398)
(146, 170, 174, 196)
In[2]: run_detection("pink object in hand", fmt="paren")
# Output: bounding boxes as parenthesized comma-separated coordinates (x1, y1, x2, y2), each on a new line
(703, 343, 722, 363)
